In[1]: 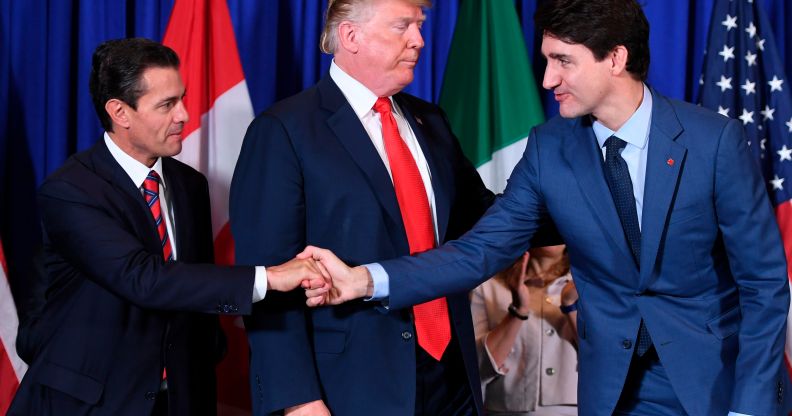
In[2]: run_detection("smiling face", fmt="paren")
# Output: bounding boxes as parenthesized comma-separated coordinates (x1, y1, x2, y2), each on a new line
(346, 0, 426, 96)
(121, 66, 188, 166)
(541, 35, 614, 120)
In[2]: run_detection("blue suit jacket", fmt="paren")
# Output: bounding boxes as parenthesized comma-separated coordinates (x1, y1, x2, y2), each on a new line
(9, 140, 255, 416)
(380, 91, 790, 416)
(230, 75, 494, 415)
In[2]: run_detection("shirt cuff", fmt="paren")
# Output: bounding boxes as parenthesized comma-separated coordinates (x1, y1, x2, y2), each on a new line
(252, 266, 268, 302)
(728, 412, 752, 416)
(365, 263, 389, 300)
(482, 333, 508, 376)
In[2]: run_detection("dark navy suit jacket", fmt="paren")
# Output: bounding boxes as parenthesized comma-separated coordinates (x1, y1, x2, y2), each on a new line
(230, 75, 494, 416)
(9, 140, 255, 416)
(380, 91, 791, 416)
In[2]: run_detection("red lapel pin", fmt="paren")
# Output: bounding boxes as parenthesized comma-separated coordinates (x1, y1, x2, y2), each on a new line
(667, 158, 675, 166)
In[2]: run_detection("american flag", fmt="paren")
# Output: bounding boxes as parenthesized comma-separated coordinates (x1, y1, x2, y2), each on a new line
(699, 0, 792, 377)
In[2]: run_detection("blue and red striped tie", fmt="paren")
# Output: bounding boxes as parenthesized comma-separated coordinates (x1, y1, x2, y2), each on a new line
(143, 171, 174, 262)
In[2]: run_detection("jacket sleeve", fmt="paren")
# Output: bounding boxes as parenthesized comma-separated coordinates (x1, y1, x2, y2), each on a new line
(383, 128, 548, 309)
(37, 177, 255, 315)
(230, 113, 323, 413)
(713, 119, 790, 414)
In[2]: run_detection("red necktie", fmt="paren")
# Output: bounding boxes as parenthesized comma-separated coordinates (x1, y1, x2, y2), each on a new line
(373, 97, 451, 361)
(143, 171, 174, 262)
(143, 170, 172, 381)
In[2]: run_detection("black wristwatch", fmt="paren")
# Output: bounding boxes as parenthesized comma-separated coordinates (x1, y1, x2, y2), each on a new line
(507, 303, 529, 320)
(560, 300, 578, 315)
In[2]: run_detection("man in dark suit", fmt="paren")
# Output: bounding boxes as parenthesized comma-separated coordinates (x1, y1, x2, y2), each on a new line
(8, 38, 324, 416)
(229, 1, 495, 415)
(302, 1, 791, 415)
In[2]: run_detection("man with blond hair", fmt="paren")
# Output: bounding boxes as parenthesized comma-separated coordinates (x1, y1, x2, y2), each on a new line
(230, 0, 495, 414)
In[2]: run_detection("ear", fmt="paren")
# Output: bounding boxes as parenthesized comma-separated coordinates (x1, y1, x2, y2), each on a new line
(105, 99, 130, 129)
(610, 45, 629, 76)
(337, 21, 360, 54)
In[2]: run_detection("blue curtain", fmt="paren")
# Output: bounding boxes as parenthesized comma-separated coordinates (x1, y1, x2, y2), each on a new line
(1, 0, 791, 314)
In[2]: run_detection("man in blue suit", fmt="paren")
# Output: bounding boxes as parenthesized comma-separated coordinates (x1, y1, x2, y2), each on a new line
(302, 1, 791, 415)
(229, 1, 495, 415)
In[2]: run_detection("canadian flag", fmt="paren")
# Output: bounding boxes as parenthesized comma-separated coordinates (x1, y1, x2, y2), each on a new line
(0, 238, 27, 414)
(163, 0, 254, 413)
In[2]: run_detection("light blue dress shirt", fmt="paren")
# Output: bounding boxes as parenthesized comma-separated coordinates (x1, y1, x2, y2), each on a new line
(591, 83, 652, 230)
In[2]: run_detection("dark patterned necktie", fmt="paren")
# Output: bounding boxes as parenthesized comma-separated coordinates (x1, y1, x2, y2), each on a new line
(603, 136, 652, 356)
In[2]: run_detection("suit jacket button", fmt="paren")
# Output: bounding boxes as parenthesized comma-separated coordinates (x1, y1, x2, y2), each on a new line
(545, 328, 555, 336)
(401, 331, 413, 341)
(622, 339, 633, 349)
(545, 367, 556, 376)
(145, 391, 157, 400)
(230, 305, 239, 312)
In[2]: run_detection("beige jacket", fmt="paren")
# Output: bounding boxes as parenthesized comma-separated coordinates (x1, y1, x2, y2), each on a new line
(471, 274, 578, 413)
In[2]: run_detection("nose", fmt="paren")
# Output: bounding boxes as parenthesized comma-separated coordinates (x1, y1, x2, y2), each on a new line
(174, 100, 189, 124)
(542, 64, 560, 91)
(407, 24, 424, 50)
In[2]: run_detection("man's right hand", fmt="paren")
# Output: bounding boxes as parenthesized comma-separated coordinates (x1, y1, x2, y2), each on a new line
(266, 257, 329, 292)
(284, 399, 331, 416)
(297, 246, 373, 306)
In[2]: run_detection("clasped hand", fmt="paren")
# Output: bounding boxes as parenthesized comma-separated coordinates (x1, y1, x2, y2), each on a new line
(295, 246, 373, 307)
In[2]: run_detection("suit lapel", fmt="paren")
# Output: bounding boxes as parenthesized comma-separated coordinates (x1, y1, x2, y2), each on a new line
(394, 94, 452, 242)
(638, 92, 686, 289)
(90, 140, 162, 252)
(163, 158, 189, 258)
(563, 118, 635, 264)
(319, 76, 405, 233)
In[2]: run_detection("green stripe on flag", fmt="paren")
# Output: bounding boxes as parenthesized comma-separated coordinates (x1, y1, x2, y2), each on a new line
(440, 0, 544, 191)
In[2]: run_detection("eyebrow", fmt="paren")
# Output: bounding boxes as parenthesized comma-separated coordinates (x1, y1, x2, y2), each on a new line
(394, 15, 426, 25)
(547, 53, 570, 61)
(157, 90, 185, 106)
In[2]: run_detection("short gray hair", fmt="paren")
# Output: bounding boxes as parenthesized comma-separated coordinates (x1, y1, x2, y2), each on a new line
(320, 0, 431, 54)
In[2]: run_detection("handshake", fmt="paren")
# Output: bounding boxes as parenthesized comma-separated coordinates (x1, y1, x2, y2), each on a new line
(267, 246, 373, 306)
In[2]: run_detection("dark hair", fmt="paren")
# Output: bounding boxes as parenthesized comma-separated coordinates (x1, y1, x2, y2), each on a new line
(534, 0, 650, 81)
(89, 38, 180, 132)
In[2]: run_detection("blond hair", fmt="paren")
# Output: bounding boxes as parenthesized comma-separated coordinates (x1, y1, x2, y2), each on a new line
(320, 0, 431, 54)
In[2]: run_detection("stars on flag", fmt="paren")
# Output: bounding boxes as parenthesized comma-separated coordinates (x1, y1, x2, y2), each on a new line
(718, 106, 730, 117)
(778, 145, 792, 162)
(768, 75, 784, 92)
(722, 14, 738, 31)
(739, 108, 754, 125)
(700, 0, 792, 204)
(716, 75, 733, 92)
(745, 51, 757, 66)
(741, 79, 756, 95)
(745, 22, 757, 38)
(719, 45, 735, 62)
(761, 105, 775, 121)
(771, 174, 785, 190)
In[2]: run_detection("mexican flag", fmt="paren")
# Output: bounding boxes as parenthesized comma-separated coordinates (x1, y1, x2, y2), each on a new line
(440, 0, 544, 193)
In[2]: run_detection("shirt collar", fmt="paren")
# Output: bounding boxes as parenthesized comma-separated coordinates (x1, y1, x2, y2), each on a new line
(592, 83, 653, 150)
(329, 60, 397, 119)
(104, 132, 166, 190)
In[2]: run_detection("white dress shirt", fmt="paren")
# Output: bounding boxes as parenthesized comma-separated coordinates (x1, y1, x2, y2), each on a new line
(104, 133, 268, 301)
(330, 62, 439, 300)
